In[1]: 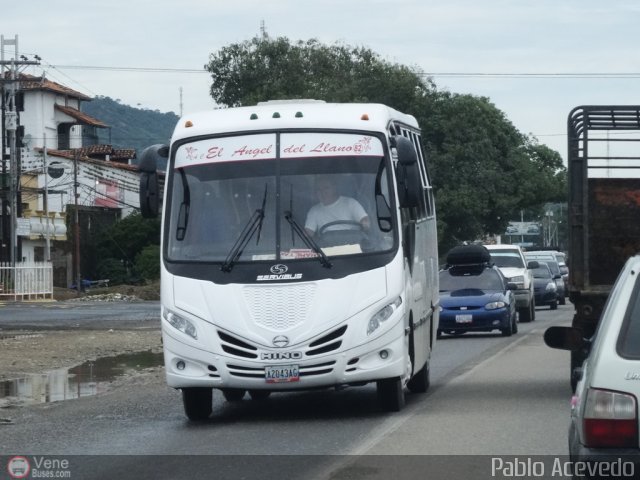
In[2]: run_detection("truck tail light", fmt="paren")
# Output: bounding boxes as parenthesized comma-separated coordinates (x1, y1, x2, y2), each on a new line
(583, 388, 638, 448)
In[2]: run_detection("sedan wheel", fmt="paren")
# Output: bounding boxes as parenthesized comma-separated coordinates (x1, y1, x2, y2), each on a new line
(501, 319, 513, 337)
(518, 305, 532, 323)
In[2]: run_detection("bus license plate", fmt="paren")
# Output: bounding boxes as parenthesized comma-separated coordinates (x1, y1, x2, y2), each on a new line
(265, 365, 300, 383)
(455, 314, 472, 323)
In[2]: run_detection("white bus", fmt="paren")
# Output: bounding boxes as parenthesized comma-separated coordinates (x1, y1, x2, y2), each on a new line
(139, 101, 439, 420)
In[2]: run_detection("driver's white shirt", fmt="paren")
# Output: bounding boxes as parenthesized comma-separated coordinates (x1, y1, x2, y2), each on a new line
(305, 196, 367, 233)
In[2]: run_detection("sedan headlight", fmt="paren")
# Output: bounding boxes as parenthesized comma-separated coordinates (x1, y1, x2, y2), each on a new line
(485, 301, 506, 310)
(163, 308, 198, 339)
(545, 282, 557, 292)
(367, 297, 402, 336)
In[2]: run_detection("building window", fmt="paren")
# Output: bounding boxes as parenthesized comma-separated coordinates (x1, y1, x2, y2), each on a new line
(95, 179, 123, 208)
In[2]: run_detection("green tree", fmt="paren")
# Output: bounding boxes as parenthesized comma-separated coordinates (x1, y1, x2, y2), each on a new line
(205, 36, 434, 110)
(135, 244, 160, 281)
(95, 213, 160, 283)
(417, 92, 567, 253)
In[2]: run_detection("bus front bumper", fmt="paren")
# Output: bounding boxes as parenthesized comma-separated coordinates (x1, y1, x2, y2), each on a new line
(161, 326, 407, 390)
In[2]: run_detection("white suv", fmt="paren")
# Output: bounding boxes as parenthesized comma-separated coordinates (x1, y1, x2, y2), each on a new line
(484, 244, 536, 322)
(545, 254, 640, 468)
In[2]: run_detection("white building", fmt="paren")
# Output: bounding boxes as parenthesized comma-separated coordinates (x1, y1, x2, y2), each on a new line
(2, 73, 141, 287)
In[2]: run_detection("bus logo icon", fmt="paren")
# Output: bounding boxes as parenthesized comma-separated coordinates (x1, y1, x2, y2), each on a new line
(270, 264, 288, 275)
(7, 456, 30, 479)
(272, 336, 290, 348)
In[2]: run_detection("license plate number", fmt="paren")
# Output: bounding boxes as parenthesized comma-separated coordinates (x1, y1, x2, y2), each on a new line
(455, 314, 472, 323)
(265, 364, 300, 383)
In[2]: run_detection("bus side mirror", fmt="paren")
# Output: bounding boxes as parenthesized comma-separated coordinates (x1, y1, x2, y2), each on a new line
(138, 144, 168, 218)
(392, 136, 421, 209)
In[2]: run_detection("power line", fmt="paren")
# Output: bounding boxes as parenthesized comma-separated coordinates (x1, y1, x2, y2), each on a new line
(44, 63, 640, 78)
(416, 71, 640, 78)
(52, 64, 207, 74)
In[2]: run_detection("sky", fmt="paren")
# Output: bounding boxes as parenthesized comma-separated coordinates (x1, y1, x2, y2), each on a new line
(3, 0, 640, 163)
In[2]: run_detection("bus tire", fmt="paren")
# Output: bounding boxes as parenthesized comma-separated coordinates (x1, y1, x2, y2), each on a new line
(222, 388, 246, 402)
(182, 387, 212, 421)
(377, 377, 405, 412)
(249, 390, 271, 400)
(407, 361, 430, 394)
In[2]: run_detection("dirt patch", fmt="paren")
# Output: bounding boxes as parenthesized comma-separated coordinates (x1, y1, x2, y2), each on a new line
(0, 329, 162, 381)
(54, 281, 160, 302)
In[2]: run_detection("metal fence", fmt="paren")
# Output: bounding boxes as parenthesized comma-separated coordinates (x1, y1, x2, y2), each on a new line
(0, 262, 53, 301)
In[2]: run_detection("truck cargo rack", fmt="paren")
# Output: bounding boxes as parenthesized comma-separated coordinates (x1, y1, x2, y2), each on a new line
(568, 105, 640, 298)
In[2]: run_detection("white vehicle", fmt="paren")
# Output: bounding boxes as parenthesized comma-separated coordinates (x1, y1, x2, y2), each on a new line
(545, 254, 640, 467)
(484, 244, 536, 322)
(139, 101, 439, 420)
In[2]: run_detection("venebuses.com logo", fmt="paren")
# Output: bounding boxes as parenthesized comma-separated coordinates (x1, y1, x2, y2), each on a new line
(6, 456, 30, 479)
(6, 456, 71, 478)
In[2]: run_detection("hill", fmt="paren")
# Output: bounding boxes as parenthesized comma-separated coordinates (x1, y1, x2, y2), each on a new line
(82, 96, 179, 169)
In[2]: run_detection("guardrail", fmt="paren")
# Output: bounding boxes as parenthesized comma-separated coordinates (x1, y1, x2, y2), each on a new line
(0, 262, 53, 301)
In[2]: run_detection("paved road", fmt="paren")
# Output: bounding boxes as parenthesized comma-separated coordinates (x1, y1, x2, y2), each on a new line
(0, 303, 575, 479)
(0, 300, 160, 329)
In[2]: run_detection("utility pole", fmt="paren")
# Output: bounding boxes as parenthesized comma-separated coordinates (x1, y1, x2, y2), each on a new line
(1, 35, 40, 265)
(73, 149, 81, 295)
(43, 133, 50, 262)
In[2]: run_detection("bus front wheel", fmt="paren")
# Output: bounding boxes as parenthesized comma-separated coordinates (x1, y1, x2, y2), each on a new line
(377, 377, 405, 412)
(182, 387, 213, 421)
(407, 361, 430, 394)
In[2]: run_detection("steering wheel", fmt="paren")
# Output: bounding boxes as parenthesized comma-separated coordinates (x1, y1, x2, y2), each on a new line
(317, 220, 364, 236)
(316, 220, 373, 250)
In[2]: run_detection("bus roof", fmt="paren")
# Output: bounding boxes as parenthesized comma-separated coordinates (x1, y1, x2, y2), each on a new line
(172, 102, 419, 142)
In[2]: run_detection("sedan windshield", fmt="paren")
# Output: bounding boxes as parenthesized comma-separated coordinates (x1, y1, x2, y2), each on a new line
(166, 132, 395, 263)
(532, 266, 552, 279)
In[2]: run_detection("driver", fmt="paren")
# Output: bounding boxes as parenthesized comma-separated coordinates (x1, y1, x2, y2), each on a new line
(304, 175, 370, 237)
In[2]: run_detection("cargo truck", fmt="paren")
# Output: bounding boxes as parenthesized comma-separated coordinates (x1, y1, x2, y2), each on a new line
(565, 105, 640, 388)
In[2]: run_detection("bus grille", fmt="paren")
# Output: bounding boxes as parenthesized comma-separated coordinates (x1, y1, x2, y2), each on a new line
(243, 284, 317, 331)
(306, 326, 347, 356)
(218, 330, 259, 359)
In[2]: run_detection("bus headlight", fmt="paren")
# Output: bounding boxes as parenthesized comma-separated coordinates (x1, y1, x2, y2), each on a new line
(367, 297, 402, 336)
(163, 308, 198, 339)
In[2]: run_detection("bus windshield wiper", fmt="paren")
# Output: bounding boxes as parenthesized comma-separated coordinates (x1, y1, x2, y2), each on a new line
(220, 210, 264, 272)
(284, 211, 332, 268)
(221, 184, 268, 273)
(255, 184, 268, 244)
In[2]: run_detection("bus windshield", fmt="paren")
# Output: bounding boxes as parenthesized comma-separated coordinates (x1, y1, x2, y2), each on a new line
(166, 132, 395, 263)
